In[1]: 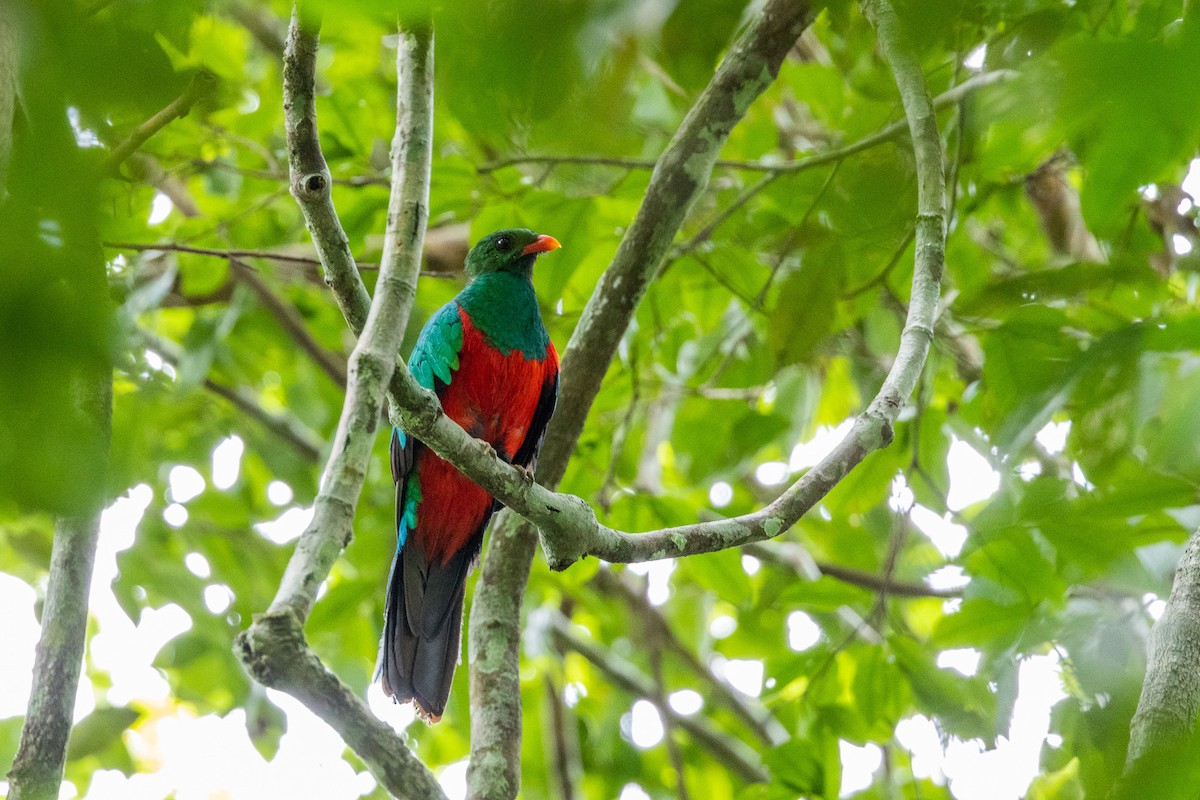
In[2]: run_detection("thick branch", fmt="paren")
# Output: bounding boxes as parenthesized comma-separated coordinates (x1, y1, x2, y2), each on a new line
(282, 9, 372, 332)
(1125, 528, 1200, 766)
(549, 613, 768, 784)
(466, 508, 532, 800)
(235, 610, 447, 799)
(466, 6, 815, 797)
(377, 25, 433, 343)
(8, 361, 111, 799)
(8, 515, 104, 799)
(103, 71, 216, 173)
(237, 13, 436, 797)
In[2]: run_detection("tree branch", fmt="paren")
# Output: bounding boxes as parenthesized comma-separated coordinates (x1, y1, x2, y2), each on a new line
(0, 3, 20, 195)
(467, 4, 816, 797)
(235, 13, 437, 797)
(236, 609, 447, 799)
(476, 71, 1010, 179)
(549, 612, 768, 784)
(103, 70, 217, 173)
(744, 541, 963, 599)
(377, 22, 433, 357)
(8, 354, 111, 800)
(1125, 528, 1200, 766)
(541, 671, 582, 800)
(282, 9, 372, 332)
(104, 239, 460, 278)
(107, 239, 357, 268)
(138, 329, 325, 463)
(229, 259, 348, 387)
(590, 568, 788, 746)
(8, 517, 104, 799)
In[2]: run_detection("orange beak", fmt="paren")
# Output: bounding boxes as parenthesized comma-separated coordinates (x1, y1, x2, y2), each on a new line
(521, 234, 561, 256)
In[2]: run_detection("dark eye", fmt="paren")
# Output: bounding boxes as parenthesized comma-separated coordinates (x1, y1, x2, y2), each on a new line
(494, 235, 512, 252)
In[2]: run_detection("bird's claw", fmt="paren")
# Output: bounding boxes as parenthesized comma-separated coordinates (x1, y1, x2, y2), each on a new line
(516, 464, 536, 484)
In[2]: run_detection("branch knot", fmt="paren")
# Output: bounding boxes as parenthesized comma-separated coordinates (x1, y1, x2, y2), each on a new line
(295, 171, 330, 199)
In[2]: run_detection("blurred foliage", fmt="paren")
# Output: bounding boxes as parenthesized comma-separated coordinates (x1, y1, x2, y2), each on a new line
(2, 0, 1200, 798)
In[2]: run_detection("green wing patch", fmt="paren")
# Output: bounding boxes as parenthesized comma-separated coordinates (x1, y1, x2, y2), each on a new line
(409, 301, 464, 391)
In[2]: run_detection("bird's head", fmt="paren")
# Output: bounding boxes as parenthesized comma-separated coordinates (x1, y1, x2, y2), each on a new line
(465, 228, 561, 279)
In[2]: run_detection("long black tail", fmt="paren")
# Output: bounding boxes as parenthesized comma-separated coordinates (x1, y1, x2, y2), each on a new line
(378, 536, 472, 722)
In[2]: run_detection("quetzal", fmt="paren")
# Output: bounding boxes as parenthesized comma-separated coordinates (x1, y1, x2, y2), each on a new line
(377, 228, 561, 722)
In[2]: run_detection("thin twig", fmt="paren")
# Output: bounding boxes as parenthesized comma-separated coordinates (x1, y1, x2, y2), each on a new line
(745, 541, 962, 599)
(138, 329, 325, 463)
(104, 71, 217, 173)
(477, 71, 1011, 180)
(549, 613, 769, 784)
(104, 240, 459, 278)
(107, 239, 364, 268)
(591, 568, 788, 745)
(229, 258, 348, 386)
(192, 158, 391, 187)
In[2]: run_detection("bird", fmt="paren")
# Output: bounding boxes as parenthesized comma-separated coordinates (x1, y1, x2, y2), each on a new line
(377, 228, 561, 723)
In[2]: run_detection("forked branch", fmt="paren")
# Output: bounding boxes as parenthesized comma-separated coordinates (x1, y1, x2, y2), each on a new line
(235, 12, 441, 798)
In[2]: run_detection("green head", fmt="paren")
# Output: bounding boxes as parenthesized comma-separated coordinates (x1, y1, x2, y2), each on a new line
(465, 228, 561, 279)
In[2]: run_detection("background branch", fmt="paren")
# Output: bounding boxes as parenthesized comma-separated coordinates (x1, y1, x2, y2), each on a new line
(139, 329, 325, 463)
(744, 541, 962, 599)
(477, 71, 1010, 179)
(549, 612, 768, 784)
(591, 568, 787, 745)
(229, 258, 348, 386)
(103, 71, 216, 173)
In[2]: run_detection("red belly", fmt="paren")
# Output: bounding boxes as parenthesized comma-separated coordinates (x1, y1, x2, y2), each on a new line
(413, 306, 557, 564)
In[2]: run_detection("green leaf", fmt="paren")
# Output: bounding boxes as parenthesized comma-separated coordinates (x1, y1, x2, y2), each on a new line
(1027, 757, 1085, 800)
(66, 706, 141, 761)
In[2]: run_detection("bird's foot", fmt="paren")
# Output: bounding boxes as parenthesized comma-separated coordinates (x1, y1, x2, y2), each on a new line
(515, 464, 536, 484)
(477, 439, 498, 460)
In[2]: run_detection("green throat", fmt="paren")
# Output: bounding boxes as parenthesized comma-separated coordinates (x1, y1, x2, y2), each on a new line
(457, 271, 551, 361)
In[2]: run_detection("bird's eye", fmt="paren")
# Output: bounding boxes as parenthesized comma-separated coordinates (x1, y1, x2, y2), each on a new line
(494, 236, 512, 252)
